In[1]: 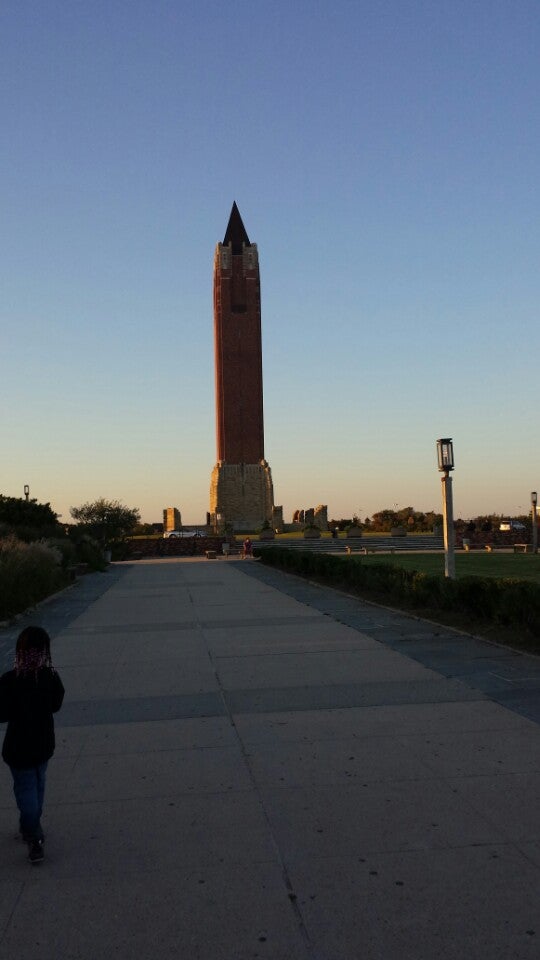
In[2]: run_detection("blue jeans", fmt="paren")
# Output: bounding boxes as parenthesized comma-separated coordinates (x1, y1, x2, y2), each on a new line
(10, 763, 48, 841)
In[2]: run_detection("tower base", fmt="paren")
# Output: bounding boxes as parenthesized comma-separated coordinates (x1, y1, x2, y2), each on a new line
(210, 461, 274, 531)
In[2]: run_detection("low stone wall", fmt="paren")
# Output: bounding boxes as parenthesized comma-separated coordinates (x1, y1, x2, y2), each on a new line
(457, 531, 531, 549)
(122, 537, 229, 560)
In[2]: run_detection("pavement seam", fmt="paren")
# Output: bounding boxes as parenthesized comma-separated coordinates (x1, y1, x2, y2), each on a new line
(0, 881, 26, 944)
(196, 619, 317, 959)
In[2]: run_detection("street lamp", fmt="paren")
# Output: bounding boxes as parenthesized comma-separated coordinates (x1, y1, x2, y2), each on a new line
(436, 438, 455, 579)
(23, 485, 30, 501)
(532, 491, 538, 555)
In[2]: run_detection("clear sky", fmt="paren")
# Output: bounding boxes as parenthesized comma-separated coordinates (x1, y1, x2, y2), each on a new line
(1, 0, 538, 524)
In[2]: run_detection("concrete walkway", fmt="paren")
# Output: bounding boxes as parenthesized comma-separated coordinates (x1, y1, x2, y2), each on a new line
(0, 558, 539, 959)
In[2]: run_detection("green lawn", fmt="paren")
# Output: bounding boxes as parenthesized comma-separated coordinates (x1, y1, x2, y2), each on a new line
(357, 552, 540, 583)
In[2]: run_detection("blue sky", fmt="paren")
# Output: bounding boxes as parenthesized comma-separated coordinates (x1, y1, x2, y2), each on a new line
(1, 0, 538, 523)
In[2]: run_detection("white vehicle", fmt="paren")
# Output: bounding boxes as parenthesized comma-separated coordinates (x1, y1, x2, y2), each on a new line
(499, 520, 526, 532)
(163, 530, 201, 538)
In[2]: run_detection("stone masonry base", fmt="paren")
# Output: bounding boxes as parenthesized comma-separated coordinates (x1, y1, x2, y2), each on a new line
(210, 461, 274, 530)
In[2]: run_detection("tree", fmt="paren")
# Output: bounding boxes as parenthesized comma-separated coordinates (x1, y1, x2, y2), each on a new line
(0, 494, 61, 541)
(329, 518, 352, 531)
(0, 494, 59, 529)
(131, 522, 157, 536)
(370, 509, 397, 532)
(70, 498, 140, 545)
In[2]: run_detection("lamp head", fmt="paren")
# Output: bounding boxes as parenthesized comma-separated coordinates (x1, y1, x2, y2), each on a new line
(436, 439, 454, 472)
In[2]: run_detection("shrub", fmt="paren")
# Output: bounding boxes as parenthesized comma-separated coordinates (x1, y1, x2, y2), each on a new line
(44, 537, 77, 570)
(110, 540, 129, 561)
(72, 535, 107, 571)
(0, 536, 68, 620)
(493, 579, 540, 634)
(0, 521, 63, 544)
(453, 576, 498, 620)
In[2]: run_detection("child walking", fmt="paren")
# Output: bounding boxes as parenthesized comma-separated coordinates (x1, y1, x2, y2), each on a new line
(0, 626, 64, 864)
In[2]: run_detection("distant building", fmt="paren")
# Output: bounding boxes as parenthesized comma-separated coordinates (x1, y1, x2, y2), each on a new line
(163, 507, 182, 532)
(272, 505, 284, 533)
(314, 505, 329, 531)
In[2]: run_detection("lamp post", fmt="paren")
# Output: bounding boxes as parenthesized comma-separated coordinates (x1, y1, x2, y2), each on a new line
(23, 485, 30, 501)
(436, 438, 455, 579)
(532, 492, 538, 555)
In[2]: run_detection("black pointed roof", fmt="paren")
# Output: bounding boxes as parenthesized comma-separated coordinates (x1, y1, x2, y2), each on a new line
(223, 202, 251, 252)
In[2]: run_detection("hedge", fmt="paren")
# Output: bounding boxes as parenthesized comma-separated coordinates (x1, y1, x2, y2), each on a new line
(254, 547, 540, 638)
(0, 537, 70, 621)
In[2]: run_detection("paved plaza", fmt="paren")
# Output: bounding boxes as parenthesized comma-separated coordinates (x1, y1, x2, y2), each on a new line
(1, 557, 539, 959)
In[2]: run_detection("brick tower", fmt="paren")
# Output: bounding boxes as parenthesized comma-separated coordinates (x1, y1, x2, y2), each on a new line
(210, 203, 274, 530)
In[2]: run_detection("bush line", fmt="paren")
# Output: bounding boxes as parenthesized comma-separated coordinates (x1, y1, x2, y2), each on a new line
(0, 538, 69, 621)
(0, 535, 106, 621)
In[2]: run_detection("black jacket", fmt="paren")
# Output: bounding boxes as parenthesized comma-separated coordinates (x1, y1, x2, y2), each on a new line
(0, 668, 65, 768)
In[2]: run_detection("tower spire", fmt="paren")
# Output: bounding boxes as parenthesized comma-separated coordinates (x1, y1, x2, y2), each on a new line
(223, 202, 251, 251)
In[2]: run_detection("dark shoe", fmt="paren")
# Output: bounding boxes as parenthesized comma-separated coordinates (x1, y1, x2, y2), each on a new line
(18, 831, 45, 843)
(28, 840, 45, 864)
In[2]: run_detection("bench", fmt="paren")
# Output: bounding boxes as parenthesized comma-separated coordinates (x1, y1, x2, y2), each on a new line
(205, 550, 217, 560)
(514, 543, 531, 554)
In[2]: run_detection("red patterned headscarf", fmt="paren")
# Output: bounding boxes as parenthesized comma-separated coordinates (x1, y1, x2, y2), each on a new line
(15, 626, 54, 677)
